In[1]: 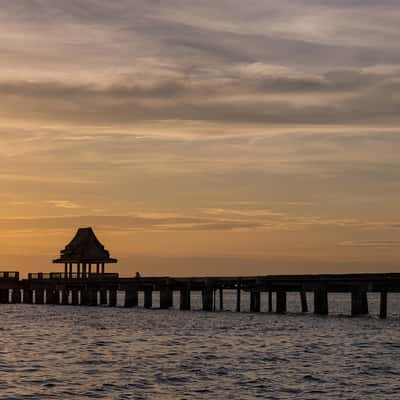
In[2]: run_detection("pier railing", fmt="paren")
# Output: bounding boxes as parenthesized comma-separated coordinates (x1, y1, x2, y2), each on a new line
(28, 272, 119, 281)
(0, 272, 19, 280)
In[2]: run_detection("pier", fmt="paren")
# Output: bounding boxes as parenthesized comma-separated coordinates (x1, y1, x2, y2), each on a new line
(0, 271, 399, 318)
(1, 228, 399, 318)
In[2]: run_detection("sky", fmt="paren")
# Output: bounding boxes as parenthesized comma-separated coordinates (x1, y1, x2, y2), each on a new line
(0, 0, 400, 276)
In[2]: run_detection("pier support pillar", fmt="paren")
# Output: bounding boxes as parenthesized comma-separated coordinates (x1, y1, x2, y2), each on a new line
(276, 291, 287, 314)
(250, 291, 261, 312)
(71, 289, 79, 305)
(109, 289, 117, 307)
(160, 287, 173, 309)
(125, 289, 138, 308)
(219, 288, 224, 311)
(0, 289, 9, 304)
(61, 289, 69, 305)
(202, 288, 214, 311)
(87, 288, 98, 306)
(11, 288, 21, 304)
(99, 289, 107, 305)
(380, 291, 388, 319)
(314, 287, 328, 315)
(180, 287, 191, 310)
(144, 288, 152, 309)
(268, 290, 273, 312)
(236, 286, 241, 312)
(300, 290, 308, 313)
(23, 288, 33, 304)
(80, 289, 89, 306)
(351, 289, 368, 316)
(35, 288, 44, 304)
(46, 289, 59, 305)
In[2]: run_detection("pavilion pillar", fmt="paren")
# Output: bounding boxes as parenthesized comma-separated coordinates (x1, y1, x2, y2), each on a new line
(0, 289, 9, 304)
(99, 289, 108, 305)
(88, 264, 92, 275)
(125, 289, 138, 308)
(61, 289, 69, 305)
(314, 287, 328, 315)
(351, 288, 368, 316)
(23, 288, 33, 304)
(96, 263, 100, 274)
(109, 289, 117, 307)
(180, 286, 191, 310)
(82, 263, 87, 279)
(160, 286, 173, 309)
(71, 289, 79, 305)
(250, 290, 261, 312)
(77, 263, 81, 279)
(202, 287, 213, 311)
(69, 263, 73, 279)
(300, 290, 308, 313)
(11, 288, 21, 304)
(276, 291, 287, 314)
(144, 288, 152, 309)
(380, 291, 388, 319)
(64, 263, 68, 278)
(101, 263, 105, 274)
(35, 288, 44, 304)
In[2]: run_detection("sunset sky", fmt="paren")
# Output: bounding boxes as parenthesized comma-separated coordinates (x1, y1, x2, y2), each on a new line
(1, 0, 400, 276)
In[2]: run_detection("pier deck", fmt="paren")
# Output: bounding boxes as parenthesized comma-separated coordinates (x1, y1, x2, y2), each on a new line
(1, 272, 399, 318)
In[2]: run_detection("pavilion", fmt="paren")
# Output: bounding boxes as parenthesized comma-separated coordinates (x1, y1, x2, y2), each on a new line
(53, 227, 117, 278)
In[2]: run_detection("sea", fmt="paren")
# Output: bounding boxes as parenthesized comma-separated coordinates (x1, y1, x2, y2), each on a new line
(0, 291, 399, 399)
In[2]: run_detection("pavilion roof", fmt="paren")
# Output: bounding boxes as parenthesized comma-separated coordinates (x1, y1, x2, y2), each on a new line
(53, 227, 117, 264)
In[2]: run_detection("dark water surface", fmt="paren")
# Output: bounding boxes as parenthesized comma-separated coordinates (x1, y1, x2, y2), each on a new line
(0, 292, 399, 399)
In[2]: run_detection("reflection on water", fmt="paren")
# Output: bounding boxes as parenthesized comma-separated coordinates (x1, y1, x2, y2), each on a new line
(0, 292, 399, 399)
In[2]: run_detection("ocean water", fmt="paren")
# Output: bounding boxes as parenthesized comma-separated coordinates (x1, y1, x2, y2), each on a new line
(0, 292, 399, 399)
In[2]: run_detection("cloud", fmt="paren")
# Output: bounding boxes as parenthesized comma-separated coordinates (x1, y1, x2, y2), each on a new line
(47, 200, 82, 209)
(338, 240, 400, 248)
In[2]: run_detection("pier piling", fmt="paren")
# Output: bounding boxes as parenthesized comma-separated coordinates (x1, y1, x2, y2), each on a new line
(71, 289, 79, 305)
(61, 289, 69, 305)
(300, 290, 308, 313)
(314, 287, 328, 315)
(180, 287, 191, 310)
(250, 291, 261, 312)
(236, 285, 241, 312)
(11, 289, 21, 304)
(160, 287, 173, 309)
(23, 288, 33, 304)
(268, 290, 273, 312)
(202, 288, 213, 311)
(380, 291, 387, 319)
(144, 288, 152, 309)
(109, 289, 117, 307)
(35, 289, 45, 304)
(351, 289, 368, 316)
(125, 289, 138, 308)
(276, 291, 287, 314)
